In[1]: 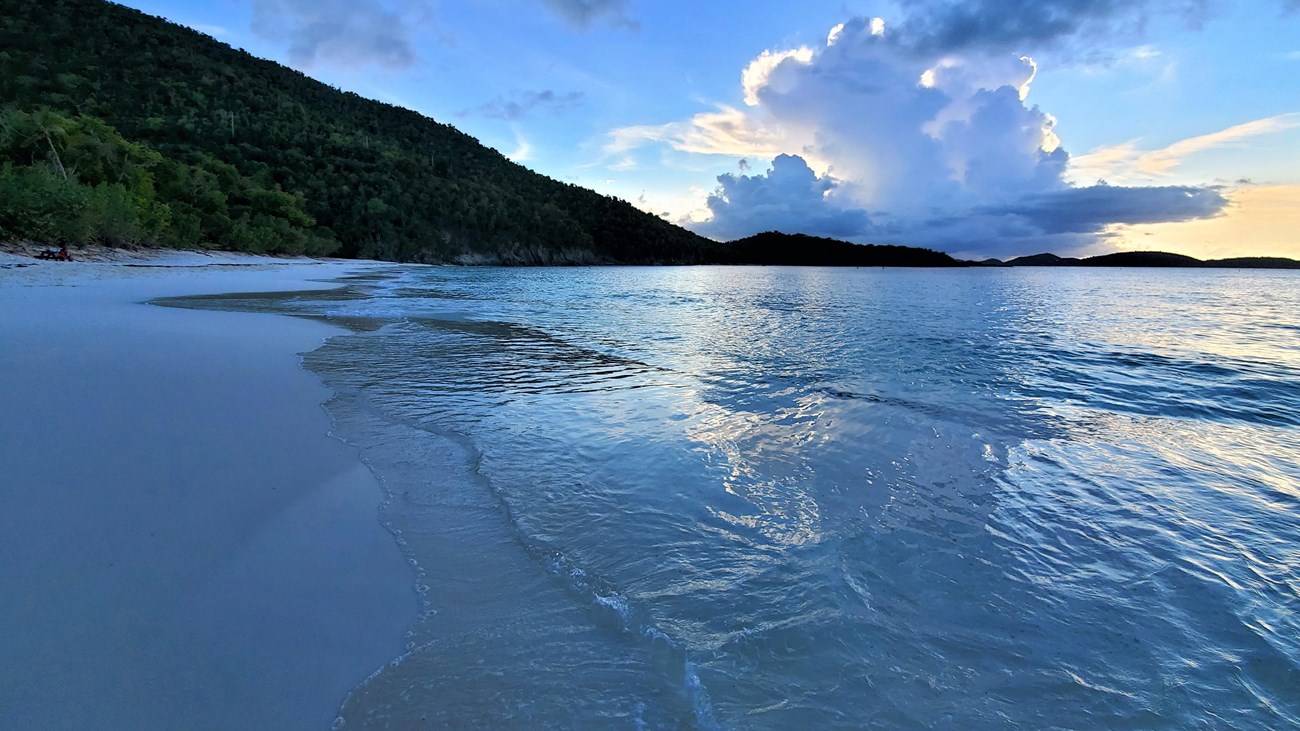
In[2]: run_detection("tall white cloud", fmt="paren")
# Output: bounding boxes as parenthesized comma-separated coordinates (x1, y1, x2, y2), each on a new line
(741, 48, 813, 106)
(617, 14, 1230, 255)
(744, 18, 1069, 214)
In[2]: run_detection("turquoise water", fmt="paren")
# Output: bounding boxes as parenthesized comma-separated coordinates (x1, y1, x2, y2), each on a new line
(257, 266, 1298, 728)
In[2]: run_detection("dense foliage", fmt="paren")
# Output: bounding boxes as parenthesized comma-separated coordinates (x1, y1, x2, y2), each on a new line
(0, 107, 334, 254)
(0, 0, 714, 262)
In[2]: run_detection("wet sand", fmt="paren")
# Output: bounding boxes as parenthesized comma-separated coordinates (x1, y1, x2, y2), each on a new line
(0, 253, 414, 730)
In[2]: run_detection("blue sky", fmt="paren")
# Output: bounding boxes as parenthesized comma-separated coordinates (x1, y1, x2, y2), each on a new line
(120, 0, 1300, 258)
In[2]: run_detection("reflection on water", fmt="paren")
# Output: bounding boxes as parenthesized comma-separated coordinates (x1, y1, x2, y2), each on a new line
(179, 266, 1300, 729)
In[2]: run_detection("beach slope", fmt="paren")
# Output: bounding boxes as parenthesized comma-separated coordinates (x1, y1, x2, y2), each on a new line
(0, 255, 413, 730)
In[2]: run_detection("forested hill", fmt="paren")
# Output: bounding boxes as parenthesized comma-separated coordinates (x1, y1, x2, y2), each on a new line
(0, 0, 714, 263)
(721, 232, 962, 267)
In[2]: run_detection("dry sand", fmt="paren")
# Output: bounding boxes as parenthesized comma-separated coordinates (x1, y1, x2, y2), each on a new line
(0, 251, 415, 729)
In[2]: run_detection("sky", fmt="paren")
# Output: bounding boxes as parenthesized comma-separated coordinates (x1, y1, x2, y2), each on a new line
(120, 0, 1300, 259)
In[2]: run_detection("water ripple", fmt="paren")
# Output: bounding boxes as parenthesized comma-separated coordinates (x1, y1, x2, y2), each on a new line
(205, 265, 1300, 729)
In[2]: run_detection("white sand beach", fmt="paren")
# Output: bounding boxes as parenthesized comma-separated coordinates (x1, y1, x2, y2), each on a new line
(0, 252, 415, 730)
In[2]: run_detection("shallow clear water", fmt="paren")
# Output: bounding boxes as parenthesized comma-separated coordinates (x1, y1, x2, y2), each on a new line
(220, 266, 1299, 728)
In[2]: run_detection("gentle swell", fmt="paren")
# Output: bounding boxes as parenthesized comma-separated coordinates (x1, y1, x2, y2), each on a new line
(193, 265, 1300, 729)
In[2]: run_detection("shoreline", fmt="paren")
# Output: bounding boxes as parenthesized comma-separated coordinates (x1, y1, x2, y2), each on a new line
(7, 242, 1299, 272)
(0, 254, 417, 729)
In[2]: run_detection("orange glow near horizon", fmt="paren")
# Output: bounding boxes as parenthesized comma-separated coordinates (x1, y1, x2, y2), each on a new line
(1107, 185, 1300, 260)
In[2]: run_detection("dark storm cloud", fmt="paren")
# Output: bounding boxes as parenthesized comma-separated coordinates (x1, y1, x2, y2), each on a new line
(460, 91, 585, 121)
(694, 154, 870, 241)
(981, 184, 1229, 233)
(692, 154, 1228, 255)
(895, 0, 1212, 55)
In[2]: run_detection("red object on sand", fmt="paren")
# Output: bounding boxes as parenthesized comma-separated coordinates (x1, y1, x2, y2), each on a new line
(36, 246, 73, 261)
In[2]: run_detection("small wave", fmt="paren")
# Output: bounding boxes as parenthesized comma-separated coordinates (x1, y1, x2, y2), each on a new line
(207, 264, 1300, 728)
(684, 662, 722, 731)
(545, 550, 727, 728)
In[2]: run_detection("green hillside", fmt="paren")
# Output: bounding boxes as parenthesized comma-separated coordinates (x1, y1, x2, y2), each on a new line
(0, 0, 715, 263)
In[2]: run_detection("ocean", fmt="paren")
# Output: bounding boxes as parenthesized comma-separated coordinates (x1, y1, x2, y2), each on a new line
(191, 265, 1300, 729)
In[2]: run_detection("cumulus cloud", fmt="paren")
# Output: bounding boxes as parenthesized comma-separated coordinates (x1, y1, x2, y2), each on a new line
(694, 154, 870, 240)
(741, 18, 1074, 211)
(537, 0, 637, 30)
(741, 48, 814, 105)
(460, 90, 585, 121)
(659, 14, 1232, 255)
(250, 0, 423, 69)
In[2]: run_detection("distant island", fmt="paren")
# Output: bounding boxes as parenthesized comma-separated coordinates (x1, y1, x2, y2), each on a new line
(992, 251, 1300, 269)
(1, 1, 1296, 270)
(717, 233, 1300, 269)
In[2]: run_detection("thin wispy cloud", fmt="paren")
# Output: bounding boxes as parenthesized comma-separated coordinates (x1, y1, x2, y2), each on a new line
(250, 0, 424, 69)
(605, 106, 784, 159)
(248, 0, 634, 69)
(538, 0, 638, 30)
(1071, 113, 1300, 183)
(507, 128, 534, 163)
(1128, 45, 1163, 61)
(1076, 44, 1178, 85)
(187, 22, 230, 38)
(460, 91, 585, 121)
